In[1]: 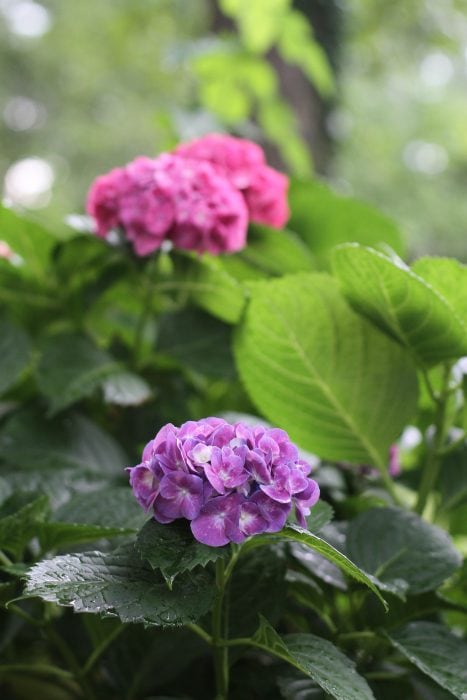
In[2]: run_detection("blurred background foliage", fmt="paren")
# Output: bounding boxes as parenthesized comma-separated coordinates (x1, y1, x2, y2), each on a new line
(1, 0, 466, 257)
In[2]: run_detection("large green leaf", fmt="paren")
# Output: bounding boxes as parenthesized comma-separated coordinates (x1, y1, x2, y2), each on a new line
(244, 525, 385, 607)
(234, 273, 418, 466)
(0, 409, 127, 474)
(288, 179, 404, 265)
(250, 616, 375, 700)
(387, 622, 467, 699)
(230, 546, 287, 637)
(39, 521, 135, 552)
(53, 487, 146, 531)
(0, 316, 30, 395)
(136, 519, 228, 586)
(0, 494, 49, 558)
(157, 308, 235, 378)
(36, 333, 121, 415)
(288, 542, 347, 591)
(412, 256, 467, 324)
(0, 205, 56, 278)
(332, 245, 467, 366)
(25, 545, 215, 627)
(171, 252, 246, 324)
(346, 507, 461, 596)
(222, 224, 315, 280)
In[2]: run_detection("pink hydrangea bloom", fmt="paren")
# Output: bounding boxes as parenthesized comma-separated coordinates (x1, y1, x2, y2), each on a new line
(128, 418, 320, 547)
(86, 153, 248, 256)
(174, 133, 290, 228)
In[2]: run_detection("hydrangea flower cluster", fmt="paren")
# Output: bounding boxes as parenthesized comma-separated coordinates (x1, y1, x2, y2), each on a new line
(175, 133, 289, 229)
(86, 154, 247, 256)
(128, 418, 319, 547)
(86, 134, 289, 257)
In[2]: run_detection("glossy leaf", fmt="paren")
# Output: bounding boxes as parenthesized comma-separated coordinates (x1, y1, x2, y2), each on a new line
(25, 545, 215, 627)
(136, 519, 228, 586)
(0, 316, 30, 396)
(387, 622, 467, 699)
(332, 245, 467, 365)
(251, 616, 375, 700)
(346, 507, 462, 596)
(234, 273, 418, 466)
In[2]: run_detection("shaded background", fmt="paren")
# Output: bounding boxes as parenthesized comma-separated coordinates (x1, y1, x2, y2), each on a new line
(1, 0, 467, 258)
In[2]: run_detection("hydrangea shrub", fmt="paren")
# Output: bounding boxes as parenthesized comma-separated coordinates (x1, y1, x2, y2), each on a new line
(0, 138, 466, 700)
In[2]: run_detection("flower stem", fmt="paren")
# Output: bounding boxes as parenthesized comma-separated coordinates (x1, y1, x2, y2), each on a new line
(416, 363, 452, 516)
(212, 558, 229, 700)
(132, 254, 159, 369)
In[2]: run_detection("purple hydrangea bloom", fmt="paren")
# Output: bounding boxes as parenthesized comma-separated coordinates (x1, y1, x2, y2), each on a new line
(127, 418, 320, 547)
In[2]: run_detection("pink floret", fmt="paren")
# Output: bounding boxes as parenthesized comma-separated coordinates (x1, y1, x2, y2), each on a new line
(174, 133, 290, 229)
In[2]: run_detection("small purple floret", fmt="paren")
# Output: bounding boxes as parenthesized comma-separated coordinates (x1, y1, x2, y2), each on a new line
(127, 418, 320, 546)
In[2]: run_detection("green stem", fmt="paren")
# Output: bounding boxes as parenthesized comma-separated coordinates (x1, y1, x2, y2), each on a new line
(81, 624, 125, 676)
(186, 623, 212, 645)
(416, 363, 452, 515)
(132, 255, 159, 369)
(378, 466, 402, 506)
(45, 626, 96, 700)
(0, 663, 74, 681)
(212, 559, 229, 700)
(0, 550, 13, 566)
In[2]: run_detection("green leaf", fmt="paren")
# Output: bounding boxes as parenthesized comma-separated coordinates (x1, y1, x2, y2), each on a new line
(411, 256, 467, 325)
(0, 494, 49, 558)
(234, 273, 418, 466)
(230, 546, 287, 637)
(277, 674, 325, 700)
(346, 507, 462, 596)
(288, 542, 347, 591)
(278, 11, 334, 97)
(0, 316, 30, 396)
(332, 245, 467, 366)
(439, 445, 467, 511)
(221, 0, 289, 52)
(136, 519, 228, 586)
(305, 501, 333, 534)
(157, 308, 235, 378)
(278, 525, 387, 608)
(102, 371, 152, 406)
(36, 333, 121, 415)
(222, 225, 315, 281)
(0, 205, 56, 278)
(386, 622, 467, 699)
(25, 544, 215, 627)
(53, 487, 146, 531)
(0, 409, 128, 475)
(288, 179, 404, 265)
(172, 252, 246, 324)
(39, 522, 135, 552)
(250, 616, 375, 700)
